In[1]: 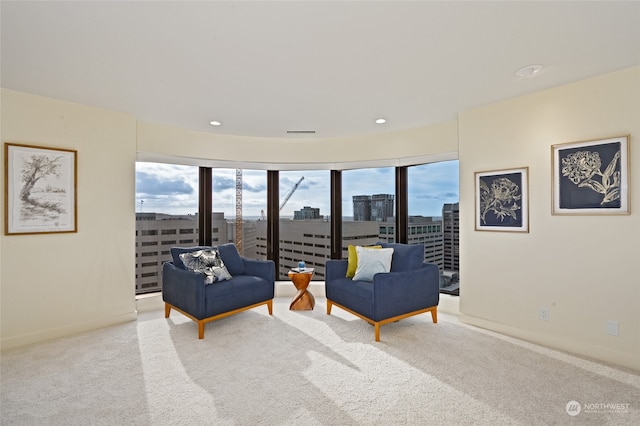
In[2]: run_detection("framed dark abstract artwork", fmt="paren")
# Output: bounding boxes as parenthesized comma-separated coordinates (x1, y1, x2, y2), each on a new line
(475, 167, 529, 232)
(552, 135, 629, 215)
(4, 143, 77, 235)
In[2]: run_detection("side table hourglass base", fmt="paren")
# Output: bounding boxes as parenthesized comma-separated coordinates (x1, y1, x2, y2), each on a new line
(288, 269, 315, 310)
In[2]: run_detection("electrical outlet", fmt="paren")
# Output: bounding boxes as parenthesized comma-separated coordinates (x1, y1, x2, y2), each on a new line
(538, 307, 549, 321)
(607, 320, 619, 336)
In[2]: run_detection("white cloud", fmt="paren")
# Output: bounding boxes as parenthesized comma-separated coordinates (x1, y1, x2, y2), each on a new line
(135, 161, 458, 218)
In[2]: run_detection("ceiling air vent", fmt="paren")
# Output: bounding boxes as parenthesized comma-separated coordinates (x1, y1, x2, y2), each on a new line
(286, 130, 316, 134)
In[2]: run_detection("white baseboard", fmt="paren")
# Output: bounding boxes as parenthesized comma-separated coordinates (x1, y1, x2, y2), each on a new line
(1, 311, 137, 351)
(458, 313, 640, 371)
(136, 292, 164, 312)
(438, 294, 460, 316)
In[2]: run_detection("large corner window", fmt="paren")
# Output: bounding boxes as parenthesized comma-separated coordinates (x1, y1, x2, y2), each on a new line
(135, 162, 199, 295)
(135, 158, 459, 294)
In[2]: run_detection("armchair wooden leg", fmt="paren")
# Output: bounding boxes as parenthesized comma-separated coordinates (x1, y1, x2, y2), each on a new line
(431, 308, 438, 323)
(267, 299, 273, 315)
(326, 300, 333, 315)
(165, 303, 171, 318)
(374, 323, 381, 342)
(198, 321, 205, 339)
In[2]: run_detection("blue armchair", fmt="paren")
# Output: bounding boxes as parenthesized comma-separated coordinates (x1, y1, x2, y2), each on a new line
(325, 243, 439, 341)
(162, 243, 275, 339)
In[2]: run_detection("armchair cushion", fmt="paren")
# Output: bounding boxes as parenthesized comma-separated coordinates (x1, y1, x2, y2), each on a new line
(216, 243, 246, 276)
(377, 242, 423, 272)
(171, 246, 211, 270)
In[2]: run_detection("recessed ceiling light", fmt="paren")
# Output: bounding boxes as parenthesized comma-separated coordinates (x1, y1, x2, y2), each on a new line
(515, 64, 544, 78)
(375, 118, 387, 124)
(209, 120, 221, 126)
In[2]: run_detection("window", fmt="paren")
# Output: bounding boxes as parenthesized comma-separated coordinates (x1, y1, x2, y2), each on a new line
(408, 160, 459, 289)
(135, 162, 198, 295)
(212, 168, 266, 260)
(278, 170, 329, 280)
(342, 167, 395, 257)
(135, 160, 459, 294)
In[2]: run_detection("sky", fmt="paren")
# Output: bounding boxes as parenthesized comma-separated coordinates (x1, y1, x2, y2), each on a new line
(135, 160, 459, 218)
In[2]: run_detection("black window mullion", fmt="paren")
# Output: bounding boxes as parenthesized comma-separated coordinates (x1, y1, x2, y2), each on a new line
(330, 170, 342, 259)
(395, 166, 408, 244)
(198, 167, 212, 246)
(267, 170, 279, 274)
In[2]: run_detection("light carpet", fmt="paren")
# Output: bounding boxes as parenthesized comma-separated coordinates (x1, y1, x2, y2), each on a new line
(1, 298, 639, 425)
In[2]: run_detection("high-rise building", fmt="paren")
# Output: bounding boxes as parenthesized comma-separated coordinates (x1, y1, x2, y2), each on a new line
(371, 194, 394, 222)
(294, 206, 321, 220)
(226, 219, 259, 259)
(409, 216, 445, 271)
(255, 219, 379, 280)
(136, 203, 456, 293)
(135, 212, 227, 294)
(442, 202, 460, 272)
(352, 195, 371, 221)
(353, 194, 394, 221)
(378, 216, 444, 270)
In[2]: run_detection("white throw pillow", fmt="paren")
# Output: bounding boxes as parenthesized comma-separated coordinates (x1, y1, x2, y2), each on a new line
(352, 246, 394, 282)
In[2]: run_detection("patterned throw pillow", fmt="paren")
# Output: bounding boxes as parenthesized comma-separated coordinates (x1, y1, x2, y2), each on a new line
(179, 248, 233, 284)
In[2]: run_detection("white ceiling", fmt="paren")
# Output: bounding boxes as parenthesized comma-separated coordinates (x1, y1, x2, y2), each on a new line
(2, 1, 640, 139)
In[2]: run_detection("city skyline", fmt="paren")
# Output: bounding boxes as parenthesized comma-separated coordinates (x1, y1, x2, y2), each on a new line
(135, 160, 459, 218)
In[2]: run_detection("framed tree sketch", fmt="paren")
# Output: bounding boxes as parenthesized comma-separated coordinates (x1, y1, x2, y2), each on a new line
(475, 167, 529, 232)
(4, 143, 77, 235)
(552, 135, 629, 215)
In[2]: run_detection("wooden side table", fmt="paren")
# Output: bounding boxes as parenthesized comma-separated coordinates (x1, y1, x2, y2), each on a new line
(288, 268, 315, 310)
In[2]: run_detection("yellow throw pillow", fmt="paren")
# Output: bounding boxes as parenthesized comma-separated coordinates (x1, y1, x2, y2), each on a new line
(346, 244, 382, 278)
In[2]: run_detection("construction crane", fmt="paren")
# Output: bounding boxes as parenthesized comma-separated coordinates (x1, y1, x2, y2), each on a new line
(280, 176, 304, 211)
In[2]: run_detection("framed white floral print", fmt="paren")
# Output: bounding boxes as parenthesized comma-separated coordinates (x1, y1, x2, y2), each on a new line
(552, 135, 629, 215)
(475, 167, 529, 232)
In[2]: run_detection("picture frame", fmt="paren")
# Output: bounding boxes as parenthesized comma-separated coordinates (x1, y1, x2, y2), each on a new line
(475, 167, 529, 232)
(4, 143, 77, 235)
(552, 135, 629, 215)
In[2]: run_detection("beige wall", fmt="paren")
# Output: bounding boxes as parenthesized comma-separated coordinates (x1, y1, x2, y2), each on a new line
(458, 67, 640, 370)
(1, 89, 137, 349)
